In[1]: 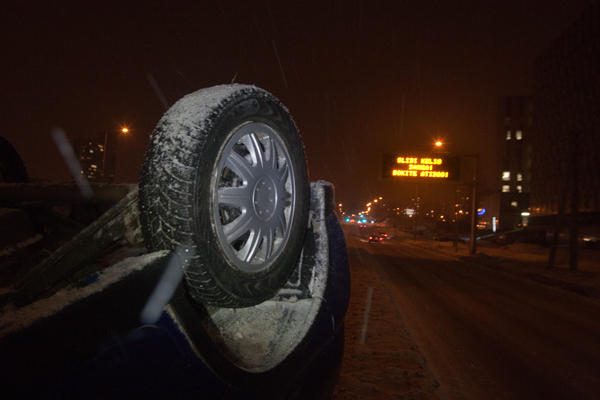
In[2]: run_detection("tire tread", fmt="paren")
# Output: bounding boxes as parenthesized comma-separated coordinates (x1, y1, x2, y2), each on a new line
(139, 85, 308, 307)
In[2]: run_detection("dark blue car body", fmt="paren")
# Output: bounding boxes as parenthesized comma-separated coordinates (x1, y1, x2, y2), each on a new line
(0, 182, 349, 399)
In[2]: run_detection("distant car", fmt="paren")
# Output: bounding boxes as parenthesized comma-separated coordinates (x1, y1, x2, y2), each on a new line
(377, 231, 389, 240)
(582, 235, 599, 249)
(368, 234, 383, 243)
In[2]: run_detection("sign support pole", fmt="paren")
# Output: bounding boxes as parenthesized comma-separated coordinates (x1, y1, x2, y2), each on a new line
(469, 156, 478, 255)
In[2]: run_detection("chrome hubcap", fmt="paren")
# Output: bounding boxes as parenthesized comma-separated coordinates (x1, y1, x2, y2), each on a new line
(212, 122, 295, 273)
(253, 176, 277, 220)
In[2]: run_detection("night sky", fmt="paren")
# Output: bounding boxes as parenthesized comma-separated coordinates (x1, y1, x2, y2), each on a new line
(1, 0, 588, 211)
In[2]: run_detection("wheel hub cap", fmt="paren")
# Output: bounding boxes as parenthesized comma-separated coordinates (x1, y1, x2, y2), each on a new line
(253, 177, 278, 220)
(211, 121, 295, 273)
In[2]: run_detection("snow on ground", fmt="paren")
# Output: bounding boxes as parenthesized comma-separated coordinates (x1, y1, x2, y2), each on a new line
(406, 237, 600, 300)
(332, 245, 439, 400)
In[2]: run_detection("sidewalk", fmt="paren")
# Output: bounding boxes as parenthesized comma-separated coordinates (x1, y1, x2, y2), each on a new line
(332, 245, 439, 400)
(408, 238, 600, 301)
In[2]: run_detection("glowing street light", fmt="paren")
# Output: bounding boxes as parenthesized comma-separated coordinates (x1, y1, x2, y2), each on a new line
(434, 139, 444, 148)
(102, 125, 131, 178)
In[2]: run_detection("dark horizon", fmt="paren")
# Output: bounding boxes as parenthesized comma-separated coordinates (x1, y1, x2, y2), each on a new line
(0, 0, 589, 209)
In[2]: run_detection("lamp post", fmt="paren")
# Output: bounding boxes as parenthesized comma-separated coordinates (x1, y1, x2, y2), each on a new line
(102, 131, 109, 178)
(468, 155, 479, 255)
(436, 136, 479, 255)
(454, 153, 480, 256)
(102, 125, 130, 181)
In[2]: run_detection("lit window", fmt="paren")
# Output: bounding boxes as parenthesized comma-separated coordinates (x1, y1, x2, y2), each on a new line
(516, 130, 522, 140)
(511, 201, 518, 207)
(502, 171, 510, 181)
(506, 131, 511, 140)
(502, 185, 510, 192)
(516, 185, 522, 193)
(517, 173, 523, 181)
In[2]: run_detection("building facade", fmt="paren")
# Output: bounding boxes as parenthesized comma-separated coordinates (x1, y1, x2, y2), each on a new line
(497, 96, 533, 229)
(75, 132, 116, 182)
(531, 2, 600, 226)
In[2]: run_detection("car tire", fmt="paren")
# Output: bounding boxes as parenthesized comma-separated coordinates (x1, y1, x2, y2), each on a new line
(139, 84, 310, 308)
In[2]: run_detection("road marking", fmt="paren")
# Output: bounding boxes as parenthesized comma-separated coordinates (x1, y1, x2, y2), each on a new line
(359, 286, 374, 344)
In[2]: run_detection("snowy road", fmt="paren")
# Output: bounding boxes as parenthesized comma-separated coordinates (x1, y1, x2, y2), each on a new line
(344, 227, 600, 400)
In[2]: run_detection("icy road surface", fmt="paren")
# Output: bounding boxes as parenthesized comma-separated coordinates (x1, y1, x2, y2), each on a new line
(335, 225, 600, 400)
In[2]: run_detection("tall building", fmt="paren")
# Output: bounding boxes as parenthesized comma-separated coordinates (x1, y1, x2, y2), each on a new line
(75, 132, 116, 182)
(497, 96, 533, 229)
(531, 2, 600, 227)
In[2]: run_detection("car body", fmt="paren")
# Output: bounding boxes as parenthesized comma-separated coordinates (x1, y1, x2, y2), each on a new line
(0, 182, 349, 399)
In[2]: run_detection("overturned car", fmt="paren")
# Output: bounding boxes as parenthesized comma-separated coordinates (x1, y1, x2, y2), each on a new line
(0, 85, 349, 399)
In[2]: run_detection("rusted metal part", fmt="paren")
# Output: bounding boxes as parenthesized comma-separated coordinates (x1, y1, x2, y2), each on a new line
(13, 188, 143, 305)
(0, 182, 137, 206)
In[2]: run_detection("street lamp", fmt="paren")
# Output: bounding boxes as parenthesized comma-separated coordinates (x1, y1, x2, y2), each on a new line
(102, 125, 131, 180)
(434, 139, 444, 149)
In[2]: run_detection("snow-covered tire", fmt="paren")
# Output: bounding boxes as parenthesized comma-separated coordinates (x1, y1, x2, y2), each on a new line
(0, 136, 28, 183)
(139, 85, 309, 308)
